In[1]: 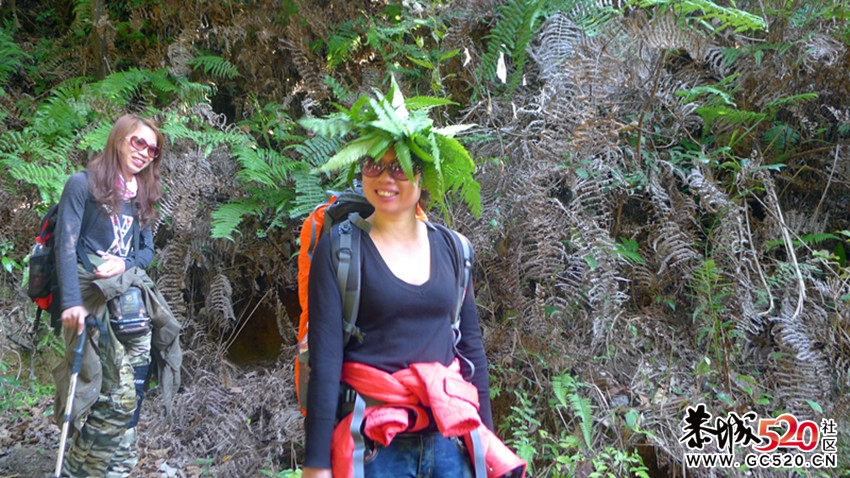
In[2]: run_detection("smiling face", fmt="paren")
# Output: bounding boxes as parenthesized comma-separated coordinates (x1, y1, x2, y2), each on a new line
(361, 148, 422, 218)
(118, 124, 159, 181)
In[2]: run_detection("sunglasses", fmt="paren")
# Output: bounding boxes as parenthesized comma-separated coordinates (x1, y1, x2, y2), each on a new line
(361, 159, 419, 181)
(127, 136, 161, 159)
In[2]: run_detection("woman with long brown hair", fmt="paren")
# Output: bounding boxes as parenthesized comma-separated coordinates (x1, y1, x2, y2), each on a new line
(53, 114, 181, 477)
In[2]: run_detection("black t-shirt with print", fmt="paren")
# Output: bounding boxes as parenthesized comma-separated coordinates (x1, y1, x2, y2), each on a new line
(55, 172, 154, 311)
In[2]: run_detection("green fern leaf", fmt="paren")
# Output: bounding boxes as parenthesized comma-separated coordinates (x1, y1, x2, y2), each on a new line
(211, 200, 261, 240)
(174, 77, 217, 106)
(439, 141, 481, 217)
(553, 373, 593, 450)
(367, 97, 406, 137)
(263, 148, 300, 186)
(632, 0, 767, 33)
(147, 68, 179, 94)
(0, 29, 31, 88)
(290, 135, 345, 168)
(299, 113, 358, 139)
(0, 126, 74, 204)
(161, 116, 248, 153)
(289, 169, 331, 219)
(233, 145, 298, 187)
(480, 0, 545, 93)
(762, 123, 799, 152)
(324, 76, 356, 103)
(327, 22, 362, 70)
(404, 96, 455, 112)
(190, 56, 240, 79)
(5, 161, 71, 204)
(560, 0, 620, 37)
(391, 139, 417, 181)
(94, 69, 148, 102)
(798, 232, 841, 246)
(695, 105, 766, 131)
(0, 130, 67, 166)
(319, 134, 385, 173)
(234, 147, 276, 187)
(569, 393, 594, 449)
(31, 82, 91, 142)
(79, 121, 115, 153)
(71, 0, 92, 24)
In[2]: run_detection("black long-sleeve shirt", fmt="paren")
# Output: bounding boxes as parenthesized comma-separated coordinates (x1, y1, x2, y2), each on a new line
(304, 223, 492, 469)
(55, 172, 154, 311)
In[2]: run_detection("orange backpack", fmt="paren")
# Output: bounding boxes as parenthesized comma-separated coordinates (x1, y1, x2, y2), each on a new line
(295, 186, 471, 415)
(296, 186, 372, 413)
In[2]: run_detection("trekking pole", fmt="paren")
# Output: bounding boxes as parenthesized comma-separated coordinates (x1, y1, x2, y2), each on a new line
(54, 316, 91, 478)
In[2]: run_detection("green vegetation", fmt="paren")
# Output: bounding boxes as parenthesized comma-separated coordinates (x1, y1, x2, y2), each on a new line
(2, 0, 849, 475)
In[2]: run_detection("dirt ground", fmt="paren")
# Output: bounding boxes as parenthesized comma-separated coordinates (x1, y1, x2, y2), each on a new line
(0, 444, 55, 477)
(0, 396, 58, 477)
(0, 397, 205, 478)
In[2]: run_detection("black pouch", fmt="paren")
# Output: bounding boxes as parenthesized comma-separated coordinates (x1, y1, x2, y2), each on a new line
(107, 286, 151, 338)
(26, 245, 52, 299)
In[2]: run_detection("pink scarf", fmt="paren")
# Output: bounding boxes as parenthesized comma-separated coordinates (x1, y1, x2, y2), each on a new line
(117, 175, 138, 200)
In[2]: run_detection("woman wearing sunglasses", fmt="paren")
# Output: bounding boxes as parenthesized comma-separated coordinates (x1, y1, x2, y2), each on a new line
(301, 77, 524, 478)
(53, 114, 181, 477)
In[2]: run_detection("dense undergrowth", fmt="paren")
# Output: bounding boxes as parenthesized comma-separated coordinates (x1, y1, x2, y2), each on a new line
(1, 0, 850, 477)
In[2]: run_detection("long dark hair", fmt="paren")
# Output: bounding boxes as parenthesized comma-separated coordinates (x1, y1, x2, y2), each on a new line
(86, 114, 164, 226)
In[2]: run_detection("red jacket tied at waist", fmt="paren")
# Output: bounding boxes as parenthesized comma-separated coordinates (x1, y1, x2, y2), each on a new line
(331, 360, 526, 478)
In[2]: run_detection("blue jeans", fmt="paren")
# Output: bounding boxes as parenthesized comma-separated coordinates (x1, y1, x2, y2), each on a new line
(364, 432, 474, 478)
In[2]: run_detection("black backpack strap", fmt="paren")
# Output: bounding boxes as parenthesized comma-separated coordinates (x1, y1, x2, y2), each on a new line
(130, 201, 141, 263)
(430, 222, 475, 378)
(41, 186, 99, 335)
(75, 195, 98, 273)
(451, 231, 472, 339)
(332, 214, 369, 346)
(35, 307, 44, 335)
(430, 223, 473, 335)
(75, 171, 99, 273)
(348, 212, 372, 234)
(307, 201, 328, 261)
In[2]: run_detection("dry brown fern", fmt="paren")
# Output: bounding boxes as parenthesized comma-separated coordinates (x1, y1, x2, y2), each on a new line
(205, 274, 236, 330)
(142, 359, 302, 475)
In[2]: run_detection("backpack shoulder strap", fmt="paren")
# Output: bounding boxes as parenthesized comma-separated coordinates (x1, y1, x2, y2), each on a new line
(76, 171, 99, 273)
(331, 214, 370, 346)
(452, 230, 473, 329)
(130, 201, 140, 262)
(429, 222, 475, 380)
(429, 223, 473, 335)
(307, 201, 330, 261)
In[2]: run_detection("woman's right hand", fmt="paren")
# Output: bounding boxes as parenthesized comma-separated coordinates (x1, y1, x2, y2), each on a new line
(301, 468, 332, 478)
(61, 305, 89, 335)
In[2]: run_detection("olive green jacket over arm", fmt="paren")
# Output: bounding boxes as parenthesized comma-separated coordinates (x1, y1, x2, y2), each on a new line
(53, 265, 182, 432)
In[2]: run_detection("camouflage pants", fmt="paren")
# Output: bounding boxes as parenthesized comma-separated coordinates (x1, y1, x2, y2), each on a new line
(62, 330, 151, 478)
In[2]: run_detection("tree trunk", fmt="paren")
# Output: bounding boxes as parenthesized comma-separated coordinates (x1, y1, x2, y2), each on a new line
(91, 0, 106, 80)
(6, 0, 21, 30)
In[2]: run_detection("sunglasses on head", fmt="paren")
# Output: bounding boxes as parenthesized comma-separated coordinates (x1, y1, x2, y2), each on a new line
(360, 159, 419, 181)
(127, 136, 161, 159)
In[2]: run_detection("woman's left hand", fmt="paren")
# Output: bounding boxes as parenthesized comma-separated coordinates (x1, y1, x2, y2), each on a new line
(95, 253, 126, 278)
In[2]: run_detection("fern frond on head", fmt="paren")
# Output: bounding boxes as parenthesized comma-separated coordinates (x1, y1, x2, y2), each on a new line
(298, 73, 481, 216)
